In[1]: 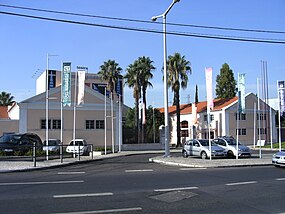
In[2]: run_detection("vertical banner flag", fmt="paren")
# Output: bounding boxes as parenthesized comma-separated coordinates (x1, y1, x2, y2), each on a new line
(77, 67, 87, 106)
(278, 80, 285, 115)
(62, 62, 71, 107)
(205, 67, 214, 112)
(192, 103, 198, 125)
(238, 73, 246, 113)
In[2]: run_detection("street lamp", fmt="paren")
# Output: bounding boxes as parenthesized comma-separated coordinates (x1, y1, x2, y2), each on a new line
(152, 0, 180, 157)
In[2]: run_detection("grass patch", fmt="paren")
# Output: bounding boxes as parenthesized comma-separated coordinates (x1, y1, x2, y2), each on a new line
(263, 142, 285, 149)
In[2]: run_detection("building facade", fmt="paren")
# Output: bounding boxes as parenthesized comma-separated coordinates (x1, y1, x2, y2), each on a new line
(161, 93, 277, 146)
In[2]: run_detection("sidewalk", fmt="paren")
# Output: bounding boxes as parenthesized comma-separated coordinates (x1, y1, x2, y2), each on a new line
(0, 151, 164, 173)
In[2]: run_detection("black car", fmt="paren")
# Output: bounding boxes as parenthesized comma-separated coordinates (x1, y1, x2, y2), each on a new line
(0, 133, 43, 155)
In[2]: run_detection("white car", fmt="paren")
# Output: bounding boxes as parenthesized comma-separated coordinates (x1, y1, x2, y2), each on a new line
(66, 139, 88, 155)
(212, 136, 251, 158)
(272, 151, 285, 167)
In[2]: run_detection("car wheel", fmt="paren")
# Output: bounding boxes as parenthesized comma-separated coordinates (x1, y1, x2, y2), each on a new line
(201, 151, 207, 159)
(227, 151, 234, 158)
(182, 150, 188, 158)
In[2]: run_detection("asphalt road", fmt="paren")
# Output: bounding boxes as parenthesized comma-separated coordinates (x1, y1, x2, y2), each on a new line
(0, 153, 284, 214)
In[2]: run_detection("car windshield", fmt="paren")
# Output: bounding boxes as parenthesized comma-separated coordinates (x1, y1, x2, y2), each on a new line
(225, 138, 240, 145)
(199, 140, 217, 146)
(69, 141, 84, 146)
(0, 135, 21, 144)
(44, 140, 58, 146)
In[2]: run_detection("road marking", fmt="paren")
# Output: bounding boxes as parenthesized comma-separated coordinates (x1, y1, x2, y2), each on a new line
(52, 207, 143, 214)
(0, 180, 84, 186)
(154, 186, 198, 192)
(226, 181, 257, 186)
(180, 168, 207, 170)
(125, 169, 153, 173)
(276, 178, 285, 181)
(57, 172, 86, 175)
(53, 192, 113, 198)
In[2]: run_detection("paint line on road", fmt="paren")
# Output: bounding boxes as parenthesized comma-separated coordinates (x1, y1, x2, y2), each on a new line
(52, 207, 143, 214)
(276, 178, 285, 181)
(0, 180, 84, 186)
(125, 169, 153, 173)
(53, 192, 113, 199)
(57, 172, 86, 175)
(226, 181, 257, 186)
(154, 186, 198, 192)
(179, 168, 207, 170)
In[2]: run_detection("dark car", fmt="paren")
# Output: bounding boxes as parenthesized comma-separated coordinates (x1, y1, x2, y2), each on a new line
(0, 133, 43, 155)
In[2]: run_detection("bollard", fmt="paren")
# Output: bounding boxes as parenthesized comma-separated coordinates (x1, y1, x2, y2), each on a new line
(33, 142, 36, 167)
(60, 143, 63, 163)
(91, 145, 94, 159)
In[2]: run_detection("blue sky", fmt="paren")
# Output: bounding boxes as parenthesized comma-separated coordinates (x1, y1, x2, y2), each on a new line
(0, 0, 284, 108)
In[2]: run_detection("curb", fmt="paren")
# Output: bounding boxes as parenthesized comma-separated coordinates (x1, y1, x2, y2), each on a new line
(149, 158, 273, 168)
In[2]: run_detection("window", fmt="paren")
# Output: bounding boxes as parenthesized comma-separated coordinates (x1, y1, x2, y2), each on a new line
(86, 120, 95, 129)
(204, 115, 208, 121)
(257, 128, 267, 135)
(181, 130, 189, 137)
(96, 120, 104, 129)
(257, 113, 267, 120)
(236, 113, 246, 120)
(181, 121, 188, 128)
(53, 120, 61, 129)
(40, 119, 51, 129)
(210, 114, 214, 121)
(236, 128, 247, 135)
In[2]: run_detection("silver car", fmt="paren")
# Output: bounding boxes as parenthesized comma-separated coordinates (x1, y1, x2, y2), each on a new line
(212, 136, 251, 158)
(272, 150, 285, 167)
(182, 139, 227, 159)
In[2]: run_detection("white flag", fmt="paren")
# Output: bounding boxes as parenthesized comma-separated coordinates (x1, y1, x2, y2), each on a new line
(77, 69, 86, 106)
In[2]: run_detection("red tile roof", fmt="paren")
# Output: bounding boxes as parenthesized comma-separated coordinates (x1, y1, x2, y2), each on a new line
(0, 106, 9, 119)
(158, 96, 238, 115)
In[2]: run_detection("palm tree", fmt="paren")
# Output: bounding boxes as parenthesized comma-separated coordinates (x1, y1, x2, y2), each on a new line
(167, 52, 191, 147)
(137, 56, 155, 143)
(0, 91, 15, 106)
(125, 57, 155, 143)
(98, 60, 122, 96)
(125, 61, 141, 143)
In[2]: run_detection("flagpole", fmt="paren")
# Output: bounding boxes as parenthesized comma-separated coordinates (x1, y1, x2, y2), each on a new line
(236, 73, 239, 160)
(253, 102, 256, 148)
(60, 62, 63, 163)
(257, 78, 261, 157)
(104, 87, 107, 155)
(277, 80, 282, 152)
(73, 71, 77, 158)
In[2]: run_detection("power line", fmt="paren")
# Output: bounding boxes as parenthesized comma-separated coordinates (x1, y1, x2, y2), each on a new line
(1, 11, 285, 45)
(1, 3, 285, 35)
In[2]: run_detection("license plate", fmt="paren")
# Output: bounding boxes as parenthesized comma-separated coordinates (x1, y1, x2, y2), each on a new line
(4, 149, 13, 152)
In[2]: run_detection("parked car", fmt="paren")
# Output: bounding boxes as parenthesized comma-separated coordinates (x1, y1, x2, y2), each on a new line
(272, 150, 285, 167)
(182, 139, 227, 159)
(0, 133, 43, 155)
(43, 139, 61, 152)
(212, 136, 251, 158)
(66, 139, 88, 155)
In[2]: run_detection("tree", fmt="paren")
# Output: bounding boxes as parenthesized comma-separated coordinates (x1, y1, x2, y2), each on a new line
(195, 84, 199, 104)
(125, 61, 141, 143)
(125, 56, 155, 143)
(0, 91, 15, 106)
(215, 63, 237, 98)
(98, 60, 122, 96)
(137, 56, 155, 143)
(166, 52, 191, 147)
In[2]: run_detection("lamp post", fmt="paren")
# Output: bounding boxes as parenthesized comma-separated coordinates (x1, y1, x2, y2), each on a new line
(152, 0, 180, 157)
